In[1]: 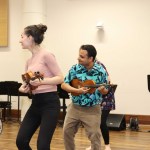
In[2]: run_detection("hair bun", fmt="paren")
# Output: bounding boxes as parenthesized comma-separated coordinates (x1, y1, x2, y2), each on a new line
(37, 24, 47, 34)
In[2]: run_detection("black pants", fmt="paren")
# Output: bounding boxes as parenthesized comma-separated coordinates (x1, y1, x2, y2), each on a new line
(16, 92, 60, 150)
(100, 110, 110, 145)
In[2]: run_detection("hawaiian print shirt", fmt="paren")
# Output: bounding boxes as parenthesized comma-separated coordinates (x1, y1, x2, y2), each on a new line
(64, 63, 108, 106)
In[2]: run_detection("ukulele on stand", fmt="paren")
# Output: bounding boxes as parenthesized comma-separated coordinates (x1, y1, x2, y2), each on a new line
(22, 71, 44, 94)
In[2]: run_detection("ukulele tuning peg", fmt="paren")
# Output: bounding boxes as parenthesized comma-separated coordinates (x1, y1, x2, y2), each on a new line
(34, 71, 39, 75)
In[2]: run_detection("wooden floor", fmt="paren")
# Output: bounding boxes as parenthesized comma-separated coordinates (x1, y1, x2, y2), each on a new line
(0, 121, 150, 150)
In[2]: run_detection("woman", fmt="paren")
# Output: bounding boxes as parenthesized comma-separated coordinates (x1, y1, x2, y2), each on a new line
(16, 24, 63, 150)
(86, 61, 115, 150)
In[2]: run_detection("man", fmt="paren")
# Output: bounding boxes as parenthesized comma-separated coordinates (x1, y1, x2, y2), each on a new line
(61, 44, 109, 150)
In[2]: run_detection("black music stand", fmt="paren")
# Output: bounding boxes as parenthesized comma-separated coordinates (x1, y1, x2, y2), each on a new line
(5, 81, 21, 122)
(8, 82, 30, 122)
(0, 81, 16, 121)
(147, 75, 150, 92)
(147, 75, 150, 132)
(57, 84, 70, 126)
(0, 81, 30, 122)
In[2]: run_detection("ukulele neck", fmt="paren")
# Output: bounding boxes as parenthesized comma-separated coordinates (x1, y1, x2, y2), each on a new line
(84, 84, 111, 88)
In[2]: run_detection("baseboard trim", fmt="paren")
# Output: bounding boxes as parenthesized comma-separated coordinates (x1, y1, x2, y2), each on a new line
(2, 109, 150, 125)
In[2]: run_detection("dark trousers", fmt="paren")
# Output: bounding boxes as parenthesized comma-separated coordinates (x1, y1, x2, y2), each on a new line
(16, 92, 60, 150)
(100, 110, 110, 145)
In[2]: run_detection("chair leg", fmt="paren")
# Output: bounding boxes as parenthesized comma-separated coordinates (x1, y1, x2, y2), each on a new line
(0, 119, 2, 134)
(3, 108, 6, 122)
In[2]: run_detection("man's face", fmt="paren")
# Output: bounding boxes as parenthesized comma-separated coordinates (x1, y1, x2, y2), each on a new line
(78, 49, 91, 67)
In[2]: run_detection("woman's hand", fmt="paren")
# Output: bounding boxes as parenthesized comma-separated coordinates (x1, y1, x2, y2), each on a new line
(98, 86, 109, 95)
(29, 78, 41, 87)
(19, 83, 30, 93)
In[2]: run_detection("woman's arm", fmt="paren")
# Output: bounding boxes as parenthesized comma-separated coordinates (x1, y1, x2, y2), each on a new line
(29, 74, 64, 87)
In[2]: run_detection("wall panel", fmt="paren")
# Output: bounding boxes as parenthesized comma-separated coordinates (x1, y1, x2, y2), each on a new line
(0, 0, 8, 46)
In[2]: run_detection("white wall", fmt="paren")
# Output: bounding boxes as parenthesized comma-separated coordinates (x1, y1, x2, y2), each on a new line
(46, 0, 150, 115)
(0, 0, 150, 115)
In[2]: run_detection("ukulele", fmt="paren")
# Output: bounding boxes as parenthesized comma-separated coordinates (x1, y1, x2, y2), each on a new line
(70, 79, 113, 96)
(22, 71, 44, 93)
